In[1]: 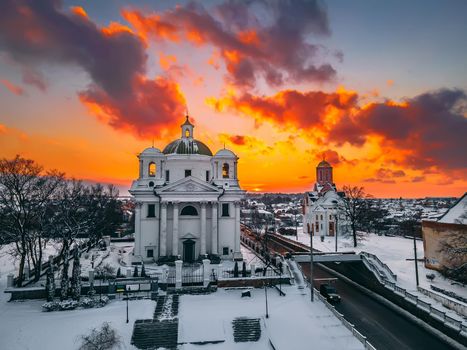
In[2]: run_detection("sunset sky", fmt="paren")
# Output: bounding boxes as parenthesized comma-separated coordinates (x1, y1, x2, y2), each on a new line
(0, 0, 466, 197)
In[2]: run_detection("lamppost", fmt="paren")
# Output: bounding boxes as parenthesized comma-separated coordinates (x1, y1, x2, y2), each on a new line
(310, 225, 314, 302)
(264, 280, 269, 318)
(413, 227, 419, 287)
(333, 209, 339, 253)
(125, 286, 129, 323)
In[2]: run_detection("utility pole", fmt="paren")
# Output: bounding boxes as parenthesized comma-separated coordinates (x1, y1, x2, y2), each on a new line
(125, 287, 129, 323)
(413, 228, 419, 287)
(264, 281, 269, 318)
(295, 209, 298, 241)
(335, 213, 338, 253)
(310, 228, 314, 302)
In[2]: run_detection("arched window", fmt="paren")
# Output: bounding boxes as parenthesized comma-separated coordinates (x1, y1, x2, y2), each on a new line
(148, 162, 156, 177)
(222, 163, 229, 178)
(185, 129, 190, 138)
(180, 205, 198, 216)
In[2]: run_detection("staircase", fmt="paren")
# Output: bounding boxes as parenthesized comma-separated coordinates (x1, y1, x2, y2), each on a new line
(232, 318, 261, 342)
(131, 294, 180, 349)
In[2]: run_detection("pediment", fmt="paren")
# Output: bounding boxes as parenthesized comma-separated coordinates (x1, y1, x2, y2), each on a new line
(156, 176, 221, 194)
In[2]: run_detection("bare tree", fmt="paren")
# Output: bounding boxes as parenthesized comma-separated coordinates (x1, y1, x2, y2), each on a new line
(341, 186, 368, 247)
(0, 155, 63, 286)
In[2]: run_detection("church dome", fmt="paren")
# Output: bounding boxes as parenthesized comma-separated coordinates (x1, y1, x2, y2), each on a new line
(163, 138, 213, 156)
(317, 160, 331, 168)
(214, 149, 236, 157)
(140, 146, 162, 156)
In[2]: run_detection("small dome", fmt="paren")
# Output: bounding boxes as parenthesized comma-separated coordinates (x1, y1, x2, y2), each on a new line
(214, 149, 236, 157)
(140, 146, 162, 156)
(317, 160, 331, 168)
(163, 138, 212, 156)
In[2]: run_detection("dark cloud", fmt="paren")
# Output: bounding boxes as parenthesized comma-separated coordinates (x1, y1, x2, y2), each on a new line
(124, 0, 336, 89)
(331, 89, 467, 170)
(228, 135, 247, 145)
(21, 67, 47, 91)
(0, 0, 185, 138)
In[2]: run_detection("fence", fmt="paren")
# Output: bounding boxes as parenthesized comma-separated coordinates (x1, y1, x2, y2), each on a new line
(361, 251, 397, 282)
(361, 252, 467, 336)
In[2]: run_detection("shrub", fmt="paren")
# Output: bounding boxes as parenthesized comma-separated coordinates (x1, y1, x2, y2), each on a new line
(80, 297, 96, 309)
(78, 322, 121, 350)
(42, 301, 59, 312)
(58, 300, 79, 311)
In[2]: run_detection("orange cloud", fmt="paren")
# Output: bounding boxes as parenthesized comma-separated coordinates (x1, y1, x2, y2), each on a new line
(122, 1, 336, 88)
(0, 78, 25, 96)
(70, 6, 88, 19)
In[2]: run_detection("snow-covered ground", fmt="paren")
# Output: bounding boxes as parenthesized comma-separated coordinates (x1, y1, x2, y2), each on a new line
(295, 228, 465, 296)
(178, 285, 364, 350)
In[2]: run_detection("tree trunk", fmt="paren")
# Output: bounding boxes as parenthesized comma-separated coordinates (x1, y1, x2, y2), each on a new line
(17, 254, 25, 287)
(352, 224, 357, 247)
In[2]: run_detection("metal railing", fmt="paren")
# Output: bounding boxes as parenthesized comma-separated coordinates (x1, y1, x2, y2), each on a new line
(361, 252, 467, 336)
(294, 262, 377, 350)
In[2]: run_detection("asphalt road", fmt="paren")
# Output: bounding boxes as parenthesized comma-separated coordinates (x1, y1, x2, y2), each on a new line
(299, 263, 456, 350)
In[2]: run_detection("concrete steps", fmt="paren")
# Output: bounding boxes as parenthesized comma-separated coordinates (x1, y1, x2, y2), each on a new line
(232, 317, 261, 342)
(131, 294, 180, 349)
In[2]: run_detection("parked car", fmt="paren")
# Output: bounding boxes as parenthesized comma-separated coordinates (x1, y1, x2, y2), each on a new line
(320, 284, 341, 303)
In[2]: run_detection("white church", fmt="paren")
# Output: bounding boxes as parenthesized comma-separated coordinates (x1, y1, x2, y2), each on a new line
(129, 116, 246, 263)
(303, 159, 348, 238)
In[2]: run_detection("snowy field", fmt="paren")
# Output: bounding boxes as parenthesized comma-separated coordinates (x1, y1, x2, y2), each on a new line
(178, 285, 363, 350)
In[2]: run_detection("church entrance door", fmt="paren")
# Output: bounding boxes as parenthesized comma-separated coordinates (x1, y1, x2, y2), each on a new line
(183, 239, 195, 263)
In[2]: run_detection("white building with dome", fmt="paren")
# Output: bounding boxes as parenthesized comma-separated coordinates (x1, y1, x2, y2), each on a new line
(129, 116, 246, 263)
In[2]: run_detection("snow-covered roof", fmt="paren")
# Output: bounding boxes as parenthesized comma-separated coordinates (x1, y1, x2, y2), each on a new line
(438, 193, 467, 225)
(214, 148, 237, 158)
(139, 146, 162, 156)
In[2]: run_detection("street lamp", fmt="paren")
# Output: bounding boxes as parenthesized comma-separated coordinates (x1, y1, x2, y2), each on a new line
(125, 286, 129, 323)
(413, 227, 419, 287)
(310, 225, 314, 302)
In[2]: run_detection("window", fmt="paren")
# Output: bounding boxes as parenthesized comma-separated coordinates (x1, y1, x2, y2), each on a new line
(185, 169, 191, 177)
(222, 203, 230, 217)
(147, 204, 155, 218)
(148, 162, 156, 177)
(185, 129, 190, 138)
(316, 215, 318, 220)
(223, 247, 229, 255)
(206, 170, 210, 182)
(315, 222, 319, 232)
(320, 214, 323, 220)
(222, 163, 229, 178)
(180, 205, 198, 216)
(147, 249, 154, 258)
(307, 223, 310, 233)
(165, 170, 170, 182)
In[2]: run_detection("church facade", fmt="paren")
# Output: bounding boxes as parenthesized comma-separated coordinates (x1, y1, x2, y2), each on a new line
(129, 116, 246, 263)
(303, 160, 348, 237)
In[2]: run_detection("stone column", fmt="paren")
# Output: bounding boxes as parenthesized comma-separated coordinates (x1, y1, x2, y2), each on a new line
(234, 201, 242, 260)
(200, 202, 207, 256)
(135, 202, 142, 257)
(175, 260, 183, 290)
(160, 201, 167, 257)
(202, 259, 211, 287)
(172, 202, 179, 257)
(211, 202, 218, 255)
